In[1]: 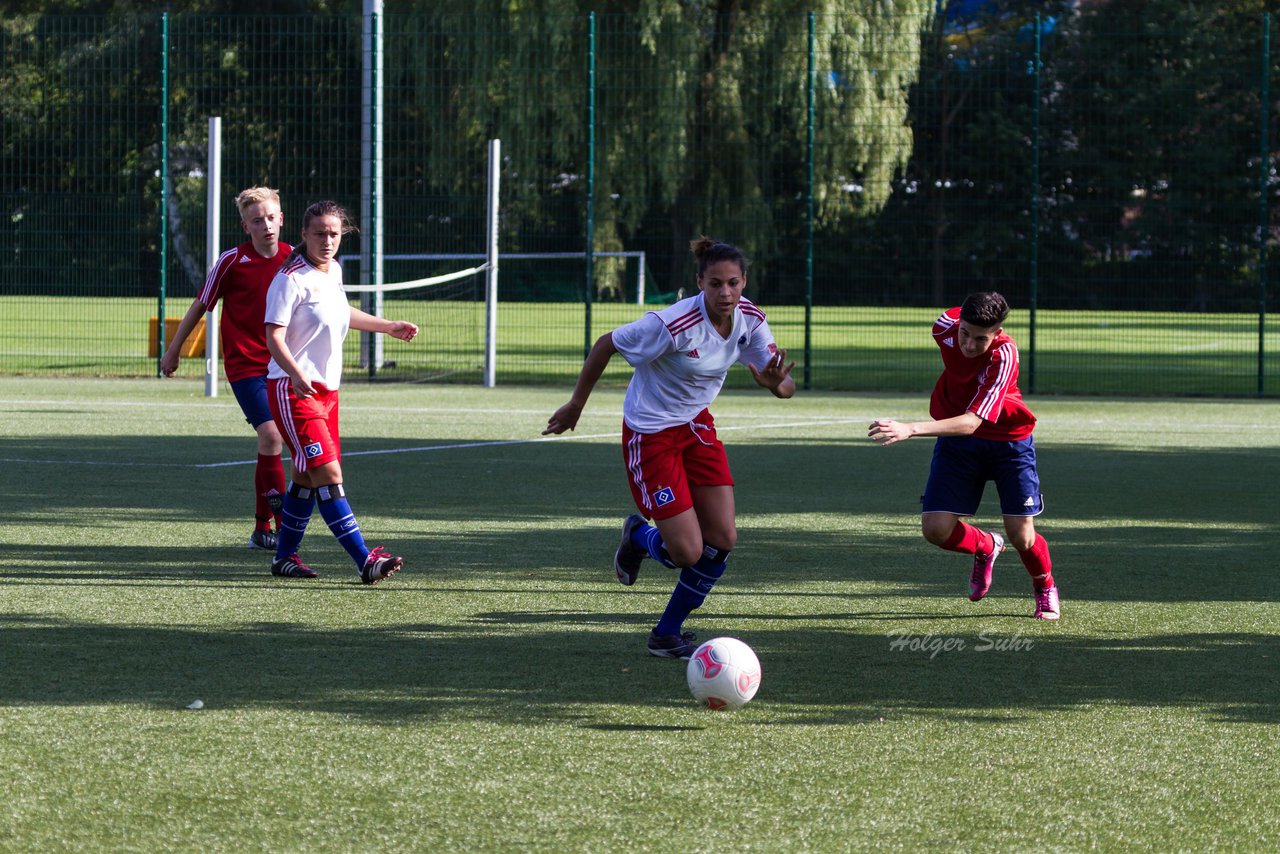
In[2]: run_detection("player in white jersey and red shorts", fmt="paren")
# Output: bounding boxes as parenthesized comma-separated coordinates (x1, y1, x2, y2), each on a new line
(545, 237, 796, 659)
(161, 186, 292, 552)
(867, 291, 1060, 619)
(263, 200, 419, 583)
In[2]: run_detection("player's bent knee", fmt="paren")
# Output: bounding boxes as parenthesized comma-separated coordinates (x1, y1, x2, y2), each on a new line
(1007, 533, 1036, 552)
(920, 517, 954, 546)
(668, 543, 705, 567)
(707, 525, 737, 552)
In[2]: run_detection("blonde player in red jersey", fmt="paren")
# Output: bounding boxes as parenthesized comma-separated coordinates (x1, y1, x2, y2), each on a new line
(263, 200, 418, 583)
(544, 237, 796, 659)
(867, 291, 1060, 620)
(161, 187, 292, 552)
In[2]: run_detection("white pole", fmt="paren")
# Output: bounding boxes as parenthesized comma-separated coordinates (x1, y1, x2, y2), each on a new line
(484, 138, 500, 388)
(636, 250, 646, 306)
(205, 116, 221, 398)
(360, 0, 385, 373)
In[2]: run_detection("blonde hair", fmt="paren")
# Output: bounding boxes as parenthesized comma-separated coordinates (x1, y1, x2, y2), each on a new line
(234, 186, 281, 215)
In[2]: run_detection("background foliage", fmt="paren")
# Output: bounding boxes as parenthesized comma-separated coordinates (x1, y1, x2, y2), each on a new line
(2, 1, 1279, 392)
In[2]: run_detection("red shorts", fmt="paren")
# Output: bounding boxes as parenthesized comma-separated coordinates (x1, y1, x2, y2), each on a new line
(268, 378, 341, 473)
(621, 409, 734, 521)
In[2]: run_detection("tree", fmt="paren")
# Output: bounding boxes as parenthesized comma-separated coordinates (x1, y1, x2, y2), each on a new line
(394, 0, 938, 301)
(1040, 0, 1280, 310)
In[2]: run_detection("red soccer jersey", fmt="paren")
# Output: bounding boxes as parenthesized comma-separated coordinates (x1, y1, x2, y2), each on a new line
(928, 307, 1036, 441)
(197, 240, 293, 382)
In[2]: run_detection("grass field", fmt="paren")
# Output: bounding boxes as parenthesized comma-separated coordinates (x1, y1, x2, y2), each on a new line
(1, 376, 1278, 851)
(3, 296, 1280, 397)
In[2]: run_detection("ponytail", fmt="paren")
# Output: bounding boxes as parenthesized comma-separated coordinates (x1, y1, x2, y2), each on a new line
(689, 236, 748, 277)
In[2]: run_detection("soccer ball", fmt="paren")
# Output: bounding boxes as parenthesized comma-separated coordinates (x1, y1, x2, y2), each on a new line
(686, 637, 762, 710)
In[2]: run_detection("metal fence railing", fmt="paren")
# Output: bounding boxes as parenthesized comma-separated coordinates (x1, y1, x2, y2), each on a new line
(2, 5, 1277, 396)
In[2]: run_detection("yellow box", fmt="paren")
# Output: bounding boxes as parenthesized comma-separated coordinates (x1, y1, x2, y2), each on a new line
(149, 316, 207, 358)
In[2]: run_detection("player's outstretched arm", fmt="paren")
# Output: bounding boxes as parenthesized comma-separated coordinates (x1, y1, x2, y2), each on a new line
(868, 412, 983, 446)
(748, 349, 796, 399)
(350, 307, 419, 342)
(159, 298, 209, 377)
(544, 333, 617, 435)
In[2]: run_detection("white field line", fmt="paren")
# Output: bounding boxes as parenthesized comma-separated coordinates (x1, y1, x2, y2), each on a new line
(0, 398, 554, 415)
(2, 417, 871, 469)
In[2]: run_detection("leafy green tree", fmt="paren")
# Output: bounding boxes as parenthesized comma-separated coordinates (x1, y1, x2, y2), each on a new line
(1040, 0, 1280, 310)
(395, 0, 938, 300)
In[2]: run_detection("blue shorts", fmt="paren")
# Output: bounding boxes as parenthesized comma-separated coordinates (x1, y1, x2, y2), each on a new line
(922, 435, 1044, 518)
(230, 375, 274, 429)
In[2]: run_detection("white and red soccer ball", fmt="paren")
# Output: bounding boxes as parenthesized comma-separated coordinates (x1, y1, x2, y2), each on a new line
(686, 637, 761, 710)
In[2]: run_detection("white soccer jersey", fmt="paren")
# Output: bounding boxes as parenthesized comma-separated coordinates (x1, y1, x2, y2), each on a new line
(611, 291, 779, 433)
(264, 255, 351, 389)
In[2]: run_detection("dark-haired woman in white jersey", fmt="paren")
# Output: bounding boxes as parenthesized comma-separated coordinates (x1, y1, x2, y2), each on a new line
(545, 237, 795, 658)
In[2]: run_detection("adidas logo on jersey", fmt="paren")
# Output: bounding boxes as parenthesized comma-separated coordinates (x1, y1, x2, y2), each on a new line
(686, 349, 700, 359)
(239, 254, 252, 263)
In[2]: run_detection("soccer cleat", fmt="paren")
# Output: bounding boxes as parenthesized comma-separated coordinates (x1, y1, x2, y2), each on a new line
(271, 554, 317, 579)
(248, 528, 278, 551)
(360, 546, 404, 585)
(647, 629, 698, 660)
(969, 531, 1005, 602)
(1034, 584, 1061, 620)
(614, 514, 648, 586)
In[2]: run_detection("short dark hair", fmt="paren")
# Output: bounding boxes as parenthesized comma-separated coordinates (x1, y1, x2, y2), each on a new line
(689, 236, 748, 277)
(960, 291, 1009, 328)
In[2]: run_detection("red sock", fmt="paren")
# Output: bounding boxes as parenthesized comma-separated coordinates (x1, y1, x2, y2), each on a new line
(1017, 533, 1054, 590)
(940, 520, 991, 555)
(255, 453, 287, 530)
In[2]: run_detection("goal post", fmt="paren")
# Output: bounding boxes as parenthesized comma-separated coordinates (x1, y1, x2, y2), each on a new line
(204, 116, 221, 399)
(485, 137, 499, 388)
(342, 138, 501, 383)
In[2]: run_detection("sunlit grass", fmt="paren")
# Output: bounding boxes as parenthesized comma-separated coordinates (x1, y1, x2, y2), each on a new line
(0, 378, 1277, 850)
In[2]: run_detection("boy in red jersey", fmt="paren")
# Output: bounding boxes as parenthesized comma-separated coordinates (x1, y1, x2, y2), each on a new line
(867, 291, 1060, 620)
(161, 187, 292, 553)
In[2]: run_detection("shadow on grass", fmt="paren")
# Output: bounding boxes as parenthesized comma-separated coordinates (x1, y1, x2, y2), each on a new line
(0, 609, 1275, 725)
(1, 430, 1277, 726)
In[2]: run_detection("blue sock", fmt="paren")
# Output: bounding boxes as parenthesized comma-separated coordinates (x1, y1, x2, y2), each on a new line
(632, 524, 679, 569)
(654, 546, 730, 636)
(315, 483, 371, 568)
(274, 483, 315, 560)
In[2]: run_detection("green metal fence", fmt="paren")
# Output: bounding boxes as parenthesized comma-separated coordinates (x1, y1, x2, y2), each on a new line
(2, 6, 1277, 396)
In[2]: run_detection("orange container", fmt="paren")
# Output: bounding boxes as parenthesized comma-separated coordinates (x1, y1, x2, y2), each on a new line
(148, 316, 207, 358)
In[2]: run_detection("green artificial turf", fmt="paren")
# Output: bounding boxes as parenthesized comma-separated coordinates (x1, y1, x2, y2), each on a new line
(0, 377, 1276, 851)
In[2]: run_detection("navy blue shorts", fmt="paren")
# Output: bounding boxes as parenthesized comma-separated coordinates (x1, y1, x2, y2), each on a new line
(922, 434, 1043, 517)
(230, 375, 274, 429)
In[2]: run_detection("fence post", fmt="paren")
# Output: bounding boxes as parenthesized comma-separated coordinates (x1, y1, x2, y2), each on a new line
(584, 12, 597, 361)
(157, 12, 170, 377)
(362, 0, 385, 378)
(205, 116, 221, 399)
(1258, 13, 1271, 398)
(1028, 12, 1042, 395)
(804, 11, 815, 392)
